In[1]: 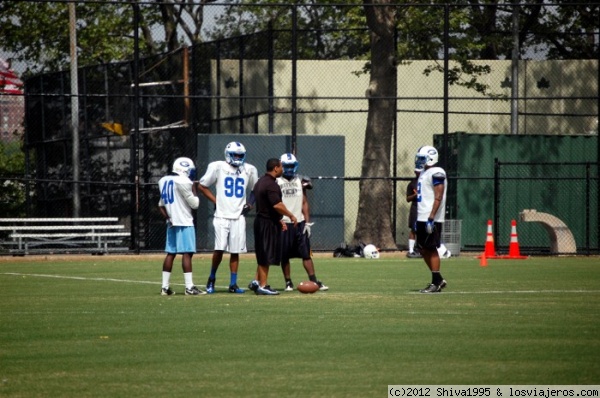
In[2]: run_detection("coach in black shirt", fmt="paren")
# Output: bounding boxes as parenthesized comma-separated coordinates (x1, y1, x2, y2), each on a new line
(251, 158, 297, 295)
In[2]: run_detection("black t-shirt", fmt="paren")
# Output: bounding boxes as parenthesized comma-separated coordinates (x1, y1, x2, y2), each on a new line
(253, 173, 283, 222)
(407, 178, 418, 210)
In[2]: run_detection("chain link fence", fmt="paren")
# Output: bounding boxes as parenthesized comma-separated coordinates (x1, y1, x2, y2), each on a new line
(495, 161, 598, 255)
(0, 2, 598, 254)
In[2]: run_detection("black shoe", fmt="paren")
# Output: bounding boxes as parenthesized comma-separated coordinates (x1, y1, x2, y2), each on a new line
(206, 278, 215, 294)
(185, 286, 207, 295)
(438, 280, 447, 290)
(420, 283, 442, 293)
(248, 280, 259, 292)
(284, 281, 294, 292)
(256, 285, 280, 295)
(161, 287, 175, 296)
(407, 251, 422, 258)
(228, 284, 245, 294)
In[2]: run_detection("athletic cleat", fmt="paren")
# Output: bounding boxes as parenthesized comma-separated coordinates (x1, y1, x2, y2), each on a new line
(420, 283, 442, 293)
(407, 251, 422, 258)
(439, 280, 447, 290)
(441, 250, 452, 259)
(256, 285, 280, 295)
(228, 284, 245, 294)
(317, 281, 329, 291)
(185, 286, 207, 295)
(206, 278, 216, 294)
(248, 280, 259, 292)
(284, 281, 294, 292)
(161, 287, 175, 296)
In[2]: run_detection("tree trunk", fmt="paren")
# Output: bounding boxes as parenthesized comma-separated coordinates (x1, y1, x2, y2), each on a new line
(353, 1, 397, 250)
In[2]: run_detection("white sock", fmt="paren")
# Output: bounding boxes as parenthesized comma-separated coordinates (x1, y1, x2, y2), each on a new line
(409, 239, 415, 253)
(162, 271, 171, 289)
(184, 272, 194, 289)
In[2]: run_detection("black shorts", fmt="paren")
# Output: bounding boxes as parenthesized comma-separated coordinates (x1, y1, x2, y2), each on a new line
(415, 221, 443, 251)
(408, 205, 418, 231)
(281, 221, 311, 263)
(254, 217, 282, 266)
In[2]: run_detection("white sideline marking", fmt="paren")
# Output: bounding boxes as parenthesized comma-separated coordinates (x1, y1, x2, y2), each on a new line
(1, 272, 161, 285)
(0, 272, 228, 288)
(2, 273, 600, 295)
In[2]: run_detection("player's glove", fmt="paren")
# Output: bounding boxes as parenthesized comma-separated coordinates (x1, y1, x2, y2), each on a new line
(241, 204, 253, 216)
(303, 222, 314, 238)
(426, 218, 435, 234)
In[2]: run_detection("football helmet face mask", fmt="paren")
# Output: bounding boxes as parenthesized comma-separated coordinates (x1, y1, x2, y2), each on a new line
(172, 157, 196, 181)
(363, 244, 380, 259)
(224, 142, 247, 167)
(415, 145, 439, 170)
(280, 153, 298, 179)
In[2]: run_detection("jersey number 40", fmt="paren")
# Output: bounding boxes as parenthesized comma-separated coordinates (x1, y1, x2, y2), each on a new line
(161, 180, 175, 204)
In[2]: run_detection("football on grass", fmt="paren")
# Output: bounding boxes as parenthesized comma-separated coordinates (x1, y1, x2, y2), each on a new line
(297, 281, 319, 294)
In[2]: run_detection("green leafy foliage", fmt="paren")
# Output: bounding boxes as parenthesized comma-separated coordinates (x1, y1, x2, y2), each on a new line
(0, 2, 134, 75)
(204, 0, 369, 60)
(0, 0, 219, 76)
(0, 140, 26, 218)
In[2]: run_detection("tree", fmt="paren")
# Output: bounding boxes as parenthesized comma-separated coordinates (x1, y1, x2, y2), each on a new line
(0, 140, 26, 219)
(0, 0, 218, 75)
(352, 0, 398, 249)
(526, 3, 599, 59)
(205, 0, 369, 60)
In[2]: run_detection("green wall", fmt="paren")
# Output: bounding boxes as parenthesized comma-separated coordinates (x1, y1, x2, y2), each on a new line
(435, 133, 598, 253)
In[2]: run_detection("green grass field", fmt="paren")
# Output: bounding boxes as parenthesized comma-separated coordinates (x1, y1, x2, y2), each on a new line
(1, 253, 599, 397)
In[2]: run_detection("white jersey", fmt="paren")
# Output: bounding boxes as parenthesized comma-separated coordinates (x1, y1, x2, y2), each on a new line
(199, 160, 258, 219)
(417, 166, 447, 223)
(277, 176, 305, 223)
(158, 174, 199, 226)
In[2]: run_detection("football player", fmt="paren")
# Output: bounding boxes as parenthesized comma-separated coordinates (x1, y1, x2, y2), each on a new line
(158, 157, 206, 295)
(198, 142, 259, 294)
(414, 145, 448, 293)
(276, 153, 328, 292)
(407, 167, 451, 259)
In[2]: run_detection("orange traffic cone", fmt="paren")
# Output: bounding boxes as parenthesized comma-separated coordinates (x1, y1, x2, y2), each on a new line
(498, 219, 528, 259)
(477, 220, 497, 259)
(479, 252, 488, 267)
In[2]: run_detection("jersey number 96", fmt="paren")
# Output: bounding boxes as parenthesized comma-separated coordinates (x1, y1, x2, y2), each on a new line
(224, 177, 245, 198)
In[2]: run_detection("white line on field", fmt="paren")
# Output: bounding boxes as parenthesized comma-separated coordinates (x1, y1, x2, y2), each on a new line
(2, 273, 600, 294)
(1, 272, 160, 284)
(0, 272, 228, 289)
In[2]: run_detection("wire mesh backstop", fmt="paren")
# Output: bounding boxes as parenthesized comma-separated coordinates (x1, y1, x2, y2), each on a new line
(1, 2, 598, 254)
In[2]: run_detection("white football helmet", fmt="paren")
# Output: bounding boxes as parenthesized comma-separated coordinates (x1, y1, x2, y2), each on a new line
(224, 141, 246, 167)
(172, 157, 196, 180)
(363, 244, 380, 259)
(280, 153, 298, 178)
(415, 145, 439, 170)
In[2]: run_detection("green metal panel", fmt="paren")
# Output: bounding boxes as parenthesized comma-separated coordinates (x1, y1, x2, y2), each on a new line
(435, 133, 598, 252)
